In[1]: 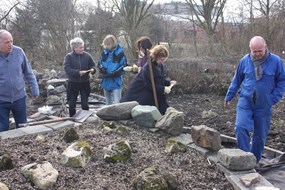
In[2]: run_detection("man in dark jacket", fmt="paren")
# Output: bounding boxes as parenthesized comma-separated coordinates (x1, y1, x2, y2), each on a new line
(64, 37, 96, 117)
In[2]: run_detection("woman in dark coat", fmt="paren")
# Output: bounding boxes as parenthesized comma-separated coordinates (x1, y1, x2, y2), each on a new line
(64, 37, 96, 117)
(120, 45, 176, 114)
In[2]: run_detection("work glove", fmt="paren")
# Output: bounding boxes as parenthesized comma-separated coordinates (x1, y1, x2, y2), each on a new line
(90, 68, 96, 74)
(131, 64, 138, 73)
(164, 86, 171, 94)
(164, 82, 176, 94)
(123, 66, 133, 72)
(79, 70, 89, 76)
(99, 66, 107, 74)
(111, 71, 119, 77)
(123, 64, 139, 73)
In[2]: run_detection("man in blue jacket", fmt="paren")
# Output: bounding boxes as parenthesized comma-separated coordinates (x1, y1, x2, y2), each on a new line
(225, 36, 285, 162)
(0, 30, 39, 132)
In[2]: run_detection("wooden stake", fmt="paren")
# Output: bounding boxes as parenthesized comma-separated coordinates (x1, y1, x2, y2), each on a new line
(147, 50, 159, 109)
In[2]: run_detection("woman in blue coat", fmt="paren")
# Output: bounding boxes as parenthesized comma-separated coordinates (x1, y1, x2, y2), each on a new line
(121, 45, 176, 114)
(98, 35, 127, 105)
(225, 36, 285, 162)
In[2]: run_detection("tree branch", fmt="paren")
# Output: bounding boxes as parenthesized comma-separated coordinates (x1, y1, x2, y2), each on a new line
(0, 2, 20, 22)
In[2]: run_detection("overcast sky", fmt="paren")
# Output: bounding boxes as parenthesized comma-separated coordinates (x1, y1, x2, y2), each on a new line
(1, 0, 242, 19)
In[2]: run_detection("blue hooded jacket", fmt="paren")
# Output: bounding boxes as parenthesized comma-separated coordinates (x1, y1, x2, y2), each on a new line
(98, 44, 127, 90)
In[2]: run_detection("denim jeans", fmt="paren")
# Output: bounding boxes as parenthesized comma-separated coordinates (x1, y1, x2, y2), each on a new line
(0, 97, 27, 132)
(103, 88, 122, 105)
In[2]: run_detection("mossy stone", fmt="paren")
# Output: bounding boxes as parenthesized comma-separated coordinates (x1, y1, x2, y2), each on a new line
(63, 127, 79, 143)
(0, 154, 14, 171)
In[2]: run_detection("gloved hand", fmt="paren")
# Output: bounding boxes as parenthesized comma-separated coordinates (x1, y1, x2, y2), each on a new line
(164, 86, 171, 94)
(111, 71, 119, 77)
(132, 64, 138, 73)
(90, 68, 96, 74)
(124, 65, 139, 73)
(79, 70, 89, 76)
(123, 66, 133, 72)
(99, 66, 107, 74)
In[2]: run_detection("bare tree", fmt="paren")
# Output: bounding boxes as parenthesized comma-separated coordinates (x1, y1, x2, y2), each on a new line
(112, 0, 154, 58)
(36, 0, 77, 59)
(253, 0, 279, 47)
(143, 14, 164, 45)
(82, 6, 119, 54)
(0, 2, 20, 23)
(240, 0, 282, 49)
(10, 0, 83, 66)
(185, 0, 227, 55)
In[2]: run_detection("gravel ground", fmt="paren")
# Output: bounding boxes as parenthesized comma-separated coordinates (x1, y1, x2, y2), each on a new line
(0, 94, 235, 190)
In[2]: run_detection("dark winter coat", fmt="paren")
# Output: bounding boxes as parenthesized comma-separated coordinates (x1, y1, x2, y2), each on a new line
(120, 60, 171, 114)
(64, 51, 95, 83)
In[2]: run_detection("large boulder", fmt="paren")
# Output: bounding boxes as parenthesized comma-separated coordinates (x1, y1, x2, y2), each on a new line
(96, 101, 139, 120)
(156, 107, 184, 136)
(131, 105, 162, 128)
(191, 125, 222, 151)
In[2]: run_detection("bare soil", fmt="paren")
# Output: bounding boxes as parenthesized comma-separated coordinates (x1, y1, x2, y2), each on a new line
(1, 93, 285, 189)
(168, 94, 285, 152)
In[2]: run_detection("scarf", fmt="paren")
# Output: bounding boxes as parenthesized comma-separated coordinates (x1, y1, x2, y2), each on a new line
(250, 49, 269, 80)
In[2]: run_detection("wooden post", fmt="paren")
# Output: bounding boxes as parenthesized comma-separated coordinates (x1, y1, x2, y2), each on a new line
(147, 50, 159, 109)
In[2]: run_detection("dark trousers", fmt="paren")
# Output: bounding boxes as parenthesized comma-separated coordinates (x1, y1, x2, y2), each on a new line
(67, 81, 91, 117)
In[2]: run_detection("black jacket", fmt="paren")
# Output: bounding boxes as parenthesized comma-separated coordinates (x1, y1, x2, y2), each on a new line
(64, 51, 95, 82)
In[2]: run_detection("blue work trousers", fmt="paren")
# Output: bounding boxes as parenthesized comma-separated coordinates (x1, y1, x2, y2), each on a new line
(235, 105, 271, 162)
(0, 97, 27, 132)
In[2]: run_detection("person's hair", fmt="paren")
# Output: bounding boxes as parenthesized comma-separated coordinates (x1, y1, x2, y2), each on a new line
(102, 35, 117, 50)
(70, 37, 84, 50)
(149, 45, 169, 61)
(135, 36, 152, 51)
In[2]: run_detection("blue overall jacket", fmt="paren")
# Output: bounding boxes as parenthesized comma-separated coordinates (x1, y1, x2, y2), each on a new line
(225, 52, 285, 109)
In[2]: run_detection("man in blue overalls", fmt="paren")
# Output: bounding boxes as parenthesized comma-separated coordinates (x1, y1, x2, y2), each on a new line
(225, 36, 285, 162)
